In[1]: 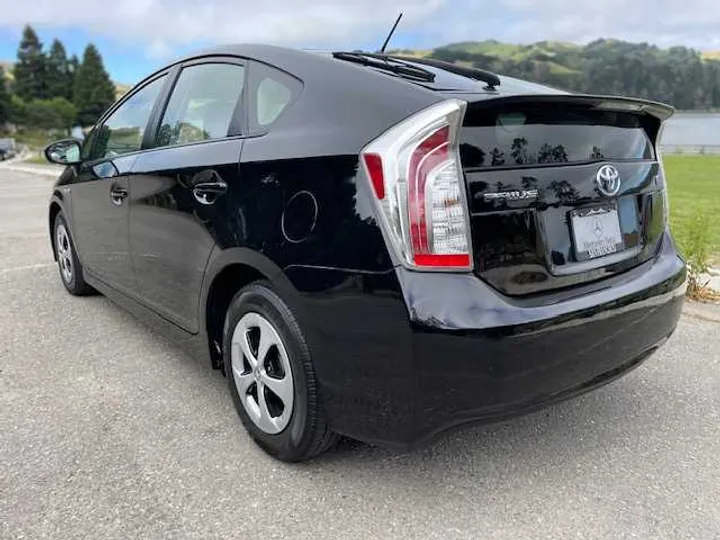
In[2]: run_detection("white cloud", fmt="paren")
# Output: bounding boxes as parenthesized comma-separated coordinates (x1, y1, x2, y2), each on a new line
(0, 0, 446, 47)
(433, 0, 720, 50)
(0, 0, 718, 51)
(145, 38, 172, 60)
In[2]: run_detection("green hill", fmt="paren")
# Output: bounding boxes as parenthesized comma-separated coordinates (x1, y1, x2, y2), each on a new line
(114, 83, 131, 99)
(434, 39, 581, 61)
(390, 39, 720, 110)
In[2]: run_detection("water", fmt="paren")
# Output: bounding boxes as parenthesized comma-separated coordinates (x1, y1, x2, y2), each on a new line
(660, 113, 720, 153)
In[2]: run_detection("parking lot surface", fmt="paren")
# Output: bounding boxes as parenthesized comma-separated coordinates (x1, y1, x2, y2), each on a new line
(1, 167, 719, 539)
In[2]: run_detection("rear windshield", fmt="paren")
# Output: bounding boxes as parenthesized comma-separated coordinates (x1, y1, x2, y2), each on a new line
(460, 105, 654, 169)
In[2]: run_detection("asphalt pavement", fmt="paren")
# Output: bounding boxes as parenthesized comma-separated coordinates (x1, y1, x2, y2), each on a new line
(1, 166, 719, 540)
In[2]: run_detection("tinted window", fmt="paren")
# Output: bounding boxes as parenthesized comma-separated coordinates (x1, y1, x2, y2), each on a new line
(257, 78, 292, 126)
(461, 106, 654, 169)
(249, 62, 301, 132)
(93, 75, 166, 159)
(156, 63, 245, 147)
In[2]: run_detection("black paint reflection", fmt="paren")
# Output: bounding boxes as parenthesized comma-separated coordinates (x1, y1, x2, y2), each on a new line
(460, 104, 654, 170)
(466, 161, 663, 296)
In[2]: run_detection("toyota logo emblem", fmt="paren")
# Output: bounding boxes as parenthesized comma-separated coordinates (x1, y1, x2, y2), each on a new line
(596, 165, 621, 197)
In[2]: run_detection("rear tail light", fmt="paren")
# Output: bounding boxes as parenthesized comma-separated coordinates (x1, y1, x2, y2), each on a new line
(656, 125, 670, 226)
(361, 99, 472, 270)
(659, 154, 670, 226)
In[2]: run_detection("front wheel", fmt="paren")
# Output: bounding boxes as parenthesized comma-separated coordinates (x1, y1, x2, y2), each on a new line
(53, 214, 95, 296)
(223, 282, 337, 462)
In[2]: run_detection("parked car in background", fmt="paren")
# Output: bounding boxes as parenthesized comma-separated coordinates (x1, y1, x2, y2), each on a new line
(0, 138, 16, 161)
(44, 45, 686, 462)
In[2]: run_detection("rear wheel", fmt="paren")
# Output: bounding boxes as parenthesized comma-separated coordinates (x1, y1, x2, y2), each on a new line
(224, 282, 337, 461)
(53, 214, 94, 296)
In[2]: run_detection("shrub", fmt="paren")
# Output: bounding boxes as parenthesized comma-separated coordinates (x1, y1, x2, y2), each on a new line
(25, 98, 76, 132)
(683, 212, 720, 302)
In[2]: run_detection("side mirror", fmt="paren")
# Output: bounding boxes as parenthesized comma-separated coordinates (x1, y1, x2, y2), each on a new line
(44, 139, 82, 165)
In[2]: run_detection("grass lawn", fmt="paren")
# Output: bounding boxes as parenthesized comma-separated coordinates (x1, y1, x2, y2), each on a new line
(12, 129, 55, 151)
(664, 154, 720, 263)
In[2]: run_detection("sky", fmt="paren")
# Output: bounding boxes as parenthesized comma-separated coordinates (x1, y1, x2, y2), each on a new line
(0, 0, 719, 84)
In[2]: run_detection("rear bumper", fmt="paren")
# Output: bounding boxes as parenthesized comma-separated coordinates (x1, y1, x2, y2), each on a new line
(281, 232, 686, 448)
(408, 293, 682, 448)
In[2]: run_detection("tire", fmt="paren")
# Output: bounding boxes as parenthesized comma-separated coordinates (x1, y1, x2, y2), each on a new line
(223, 281, 338, 462)
(53, 213, 95, 296)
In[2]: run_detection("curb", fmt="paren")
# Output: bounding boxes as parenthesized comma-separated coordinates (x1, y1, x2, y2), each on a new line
(0, 164, 62, 178)
(682, 301, 720, 323)
(698, 270, 720, 294)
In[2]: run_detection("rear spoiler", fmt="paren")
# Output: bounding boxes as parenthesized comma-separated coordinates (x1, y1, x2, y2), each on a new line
(466, 93, 675, 122)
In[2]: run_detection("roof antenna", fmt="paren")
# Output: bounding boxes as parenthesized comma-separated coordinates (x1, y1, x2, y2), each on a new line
(379, 12, 403, 54)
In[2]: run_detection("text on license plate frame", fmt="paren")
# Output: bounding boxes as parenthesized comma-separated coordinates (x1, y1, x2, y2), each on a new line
(570, 203, 625, 262)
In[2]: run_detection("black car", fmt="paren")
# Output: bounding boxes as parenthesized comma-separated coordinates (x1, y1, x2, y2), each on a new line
(45, 45, 686, 462)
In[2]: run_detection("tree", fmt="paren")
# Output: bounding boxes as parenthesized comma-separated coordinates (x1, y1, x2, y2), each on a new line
(25, 99, 57, 129)
(73, 44, 116, 126)
(13, 25, 46, 101)
(0, 67, 9, 126)
(68, 54, 79, 101)
(46, 39, 73, 100)
(8, 95, 27, 126)
(25, 97, 77, 132)
(49, 97, 77, 131)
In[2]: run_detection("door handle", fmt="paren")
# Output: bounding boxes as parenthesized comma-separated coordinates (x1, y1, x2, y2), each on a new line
(192, 180, 228, 205)
(110, 185, 129, 206)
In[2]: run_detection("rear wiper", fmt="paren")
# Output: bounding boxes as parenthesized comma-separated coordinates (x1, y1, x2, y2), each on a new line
(390, 56, 501, 90)
(332, 51, 436, 83)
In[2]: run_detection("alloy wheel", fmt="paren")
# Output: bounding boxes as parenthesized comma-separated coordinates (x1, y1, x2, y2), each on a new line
(231, 312, 294, 434)
(56, 224, 74, 284)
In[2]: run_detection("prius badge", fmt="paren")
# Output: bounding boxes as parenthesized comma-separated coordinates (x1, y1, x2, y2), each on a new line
(482, 188, 538, 202)
(596, 165, 621, 197)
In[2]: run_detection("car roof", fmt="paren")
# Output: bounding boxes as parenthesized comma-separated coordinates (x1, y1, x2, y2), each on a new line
(155, 44, 567, 100)
(118, 45, 575, 158)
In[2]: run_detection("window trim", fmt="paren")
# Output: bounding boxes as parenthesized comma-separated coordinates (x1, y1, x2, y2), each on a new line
(145, 56, 247, 152)
(84, 70, 174, 164)
(141, 65, 181, 151)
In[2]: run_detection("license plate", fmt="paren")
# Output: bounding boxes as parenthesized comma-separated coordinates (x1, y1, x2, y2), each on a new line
(570, 204, 624, 261)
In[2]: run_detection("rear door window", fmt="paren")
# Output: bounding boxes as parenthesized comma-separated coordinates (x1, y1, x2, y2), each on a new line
(248, 62, 302, 133)
(156, 62, 245, 147)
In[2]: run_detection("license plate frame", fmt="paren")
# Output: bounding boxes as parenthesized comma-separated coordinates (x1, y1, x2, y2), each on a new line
(570, 203, 625, 262)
